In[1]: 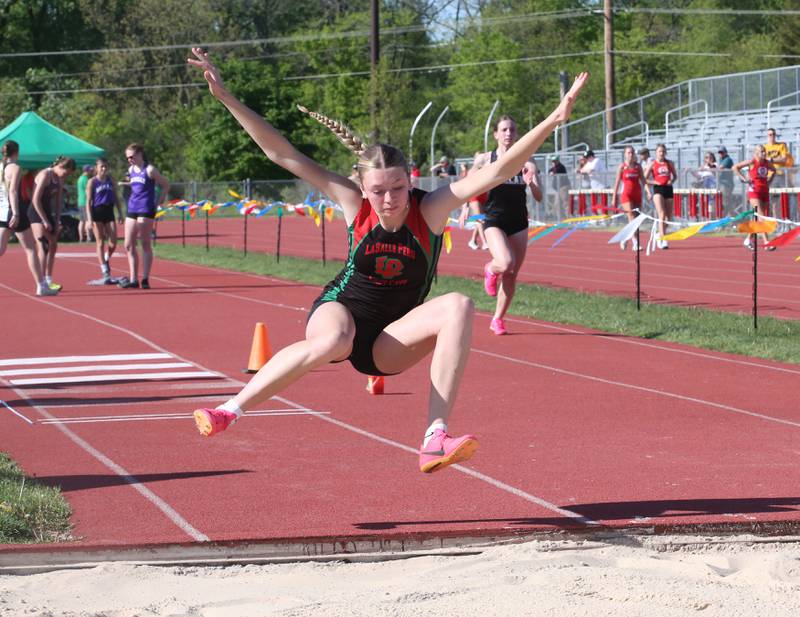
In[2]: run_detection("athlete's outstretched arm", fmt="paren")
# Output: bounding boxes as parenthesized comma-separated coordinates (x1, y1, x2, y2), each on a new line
(187, 47, 362, 219)
(421, 72, 589, 234)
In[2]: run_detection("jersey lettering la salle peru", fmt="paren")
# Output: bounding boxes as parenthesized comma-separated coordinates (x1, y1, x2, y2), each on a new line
(320, 188, 442, 325)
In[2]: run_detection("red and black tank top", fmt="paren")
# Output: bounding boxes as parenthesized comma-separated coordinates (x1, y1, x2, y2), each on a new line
(319, 188, 443, 324)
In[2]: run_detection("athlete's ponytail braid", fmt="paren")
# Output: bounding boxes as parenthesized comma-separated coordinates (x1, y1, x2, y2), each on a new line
(297, 105, 365, 156)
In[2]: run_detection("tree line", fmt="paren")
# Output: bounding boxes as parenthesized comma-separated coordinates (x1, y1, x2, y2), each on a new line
(1, 0, 797, 181)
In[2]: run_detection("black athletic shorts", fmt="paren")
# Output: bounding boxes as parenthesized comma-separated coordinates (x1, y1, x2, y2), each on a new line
(307, 298, 401, 377)
(91, 205, 116, 224)
(27, 204, 56, 229)
(0, 207, 31, 233)
(653, 184, 674, 199)
(126, 211, 156, 220)
(482, 205, 529, 237)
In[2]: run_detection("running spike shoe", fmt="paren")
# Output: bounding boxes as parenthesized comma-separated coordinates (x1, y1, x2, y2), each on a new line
(419, 429, 479, 473)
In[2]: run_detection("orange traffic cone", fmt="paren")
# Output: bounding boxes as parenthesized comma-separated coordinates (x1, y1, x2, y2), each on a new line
(243, 322, 272, 373)
(366, 376, 384, 395)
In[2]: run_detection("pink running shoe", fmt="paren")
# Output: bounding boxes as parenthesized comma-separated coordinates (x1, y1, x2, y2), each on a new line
(193, 408, 237, 437)
(483, 263, 498, 297)
(419, 429, 479, 473)
(489, 317, 507, 335)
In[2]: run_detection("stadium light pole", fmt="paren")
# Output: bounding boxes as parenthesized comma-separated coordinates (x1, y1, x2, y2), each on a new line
(430, 106, 450, 174)
(484, 100, 501, 152)
(409, 101, 433, 171)
(604, 0, 616, 135)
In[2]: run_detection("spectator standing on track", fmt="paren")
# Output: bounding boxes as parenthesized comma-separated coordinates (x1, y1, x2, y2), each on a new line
(611, 145, 644, 251)
(86, 157, 123, 283)
(76, 165, 93, 242)
(29, 156, 76, 291)
(734, 144, 776, 250)
(548, 154, 570, 219)
(186, 48, 587, 472)
(118, 143, 169, 290)
(644, 144, 677, 250)
(0, 140, 58, 296)
(717, 146, 735, 213)
(471, 115, 543, 336)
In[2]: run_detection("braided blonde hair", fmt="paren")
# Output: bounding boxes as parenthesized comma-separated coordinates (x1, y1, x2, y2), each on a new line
(297, 105, 408, 180)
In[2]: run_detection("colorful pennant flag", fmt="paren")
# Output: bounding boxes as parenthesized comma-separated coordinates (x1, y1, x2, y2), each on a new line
(765, 226, 800, 248)
(663, 224, 705, 241)
(738, 220, 777, 234)
(443, 227, 452, 253)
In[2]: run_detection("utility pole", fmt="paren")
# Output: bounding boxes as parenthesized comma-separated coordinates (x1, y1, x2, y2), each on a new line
(604, 0, 616, 136)
(370, 0, 380, 140)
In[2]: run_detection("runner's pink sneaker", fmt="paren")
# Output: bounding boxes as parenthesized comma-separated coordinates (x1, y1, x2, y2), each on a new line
(489, 317, 507, 335)
(193, 408, 237, 436)
(419, 429, 479, 473)
(483, 263, 498, 297)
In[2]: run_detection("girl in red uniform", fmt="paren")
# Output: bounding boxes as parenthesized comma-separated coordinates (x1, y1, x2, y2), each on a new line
(734, 144, 776, 250)
(644, 144, 677, 250)
(187, 48, 588, 473)
(611, 145, 644, 250)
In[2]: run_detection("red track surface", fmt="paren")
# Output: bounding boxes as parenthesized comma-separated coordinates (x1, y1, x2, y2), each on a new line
(1, 244, 799, 555)
(155, 216, 800, 320)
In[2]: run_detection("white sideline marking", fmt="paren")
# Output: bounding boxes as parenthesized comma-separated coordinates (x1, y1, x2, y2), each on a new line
(38, 409, 321, 425)
(0, 353, 171, 367)
(1, 399, 34, 425)
(0, 362, 192, 377)
(473, 348, 800, 429)
(10, 371, 219, 386)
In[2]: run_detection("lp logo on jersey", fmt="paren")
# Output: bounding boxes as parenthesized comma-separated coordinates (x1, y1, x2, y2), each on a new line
(374, 256, 404, 279)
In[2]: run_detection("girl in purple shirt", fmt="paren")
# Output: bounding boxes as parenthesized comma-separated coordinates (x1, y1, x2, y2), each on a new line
(120, 143, 169, 289)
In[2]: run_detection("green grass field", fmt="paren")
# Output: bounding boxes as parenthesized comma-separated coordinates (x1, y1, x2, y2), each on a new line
(155, 243, 800, 365)
(0, 453, 72, 544)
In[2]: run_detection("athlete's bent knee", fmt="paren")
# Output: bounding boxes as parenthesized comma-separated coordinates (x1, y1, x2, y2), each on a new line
(311, 328, 353, 360)
(445, 292, 474, 322)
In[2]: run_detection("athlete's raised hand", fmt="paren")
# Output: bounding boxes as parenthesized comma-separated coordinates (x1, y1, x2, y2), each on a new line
(552, 72, 589, 125)
(187, 47, 228, 99)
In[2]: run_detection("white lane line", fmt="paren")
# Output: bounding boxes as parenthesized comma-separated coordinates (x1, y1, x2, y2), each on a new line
(2, 281, 596, 529)
(272, 395, 599, 526)
(11, 371, 220, 386)
(23, 381, 242, 396)
(1, 399, 34, 425)
(473, 348, 800, 429)
(0, 353, 171, 367)
(38, 409, 322, 425)
(0, 362, 193, 377)
(498, 316, 800, 376)
(29, 394, 230, 409)
(0, 382, 208, 542)
(57, 252, 124, 258)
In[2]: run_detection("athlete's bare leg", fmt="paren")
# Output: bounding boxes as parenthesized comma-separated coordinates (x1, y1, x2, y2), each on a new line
(16, 228, 45, 287)
(653, 193, 666, 237)
(485, 227, 527, 320)
(137, 217, 155, 279)
(372, 292, 474, 426)
(0, 228, 10, 257)
(123, 217, 139, 280)
(232, 302, 355, 410)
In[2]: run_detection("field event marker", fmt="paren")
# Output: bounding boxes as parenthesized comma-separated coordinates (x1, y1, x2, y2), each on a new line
(11, 371, 220, 386)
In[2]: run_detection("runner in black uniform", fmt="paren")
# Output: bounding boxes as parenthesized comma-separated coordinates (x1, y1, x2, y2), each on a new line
(471, 117, 542, 335)
(187, 48, 588, 473)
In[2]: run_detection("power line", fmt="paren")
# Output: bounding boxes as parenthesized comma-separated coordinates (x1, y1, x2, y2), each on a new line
(0, 8, 589, 60)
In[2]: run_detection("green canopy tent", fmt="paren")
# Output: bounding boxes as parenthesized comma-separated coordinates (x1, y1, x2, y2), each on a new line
(0, 111, 104, 169)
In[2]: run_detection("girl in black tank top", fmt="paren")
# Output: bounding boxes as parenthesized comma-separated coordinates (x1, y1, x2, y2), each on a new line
(473, 116, 542, 336)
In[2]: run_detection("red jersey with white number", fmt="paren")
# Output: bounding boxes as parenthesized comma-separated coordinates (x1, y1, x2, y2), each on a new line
(620, 162, 643, 203)
(748, 158, 774, 200)
(651, 160, 672, 185)
(316, 188, 442, 325)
